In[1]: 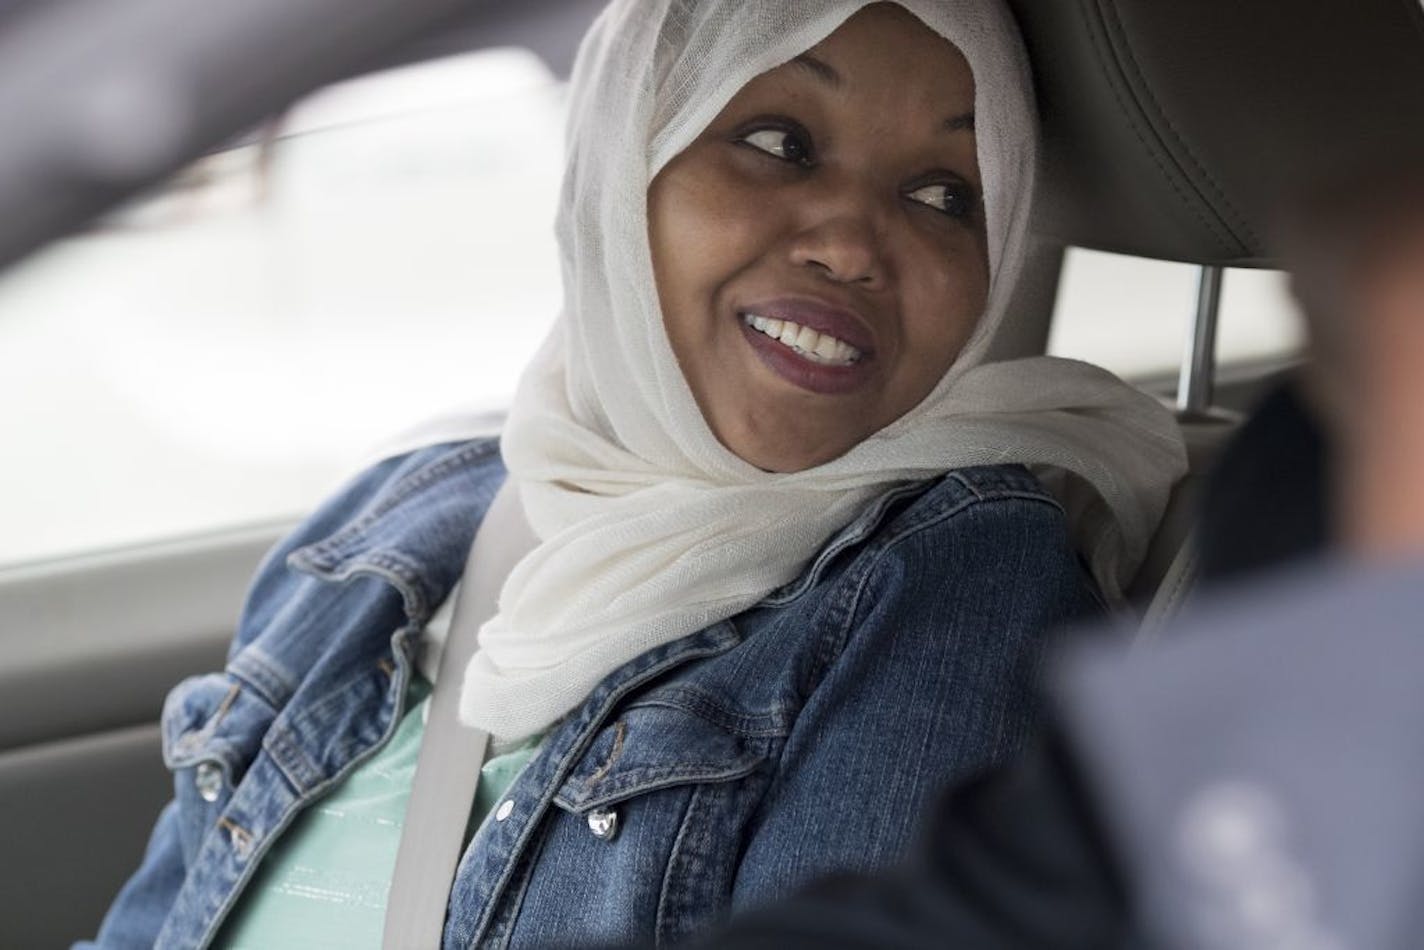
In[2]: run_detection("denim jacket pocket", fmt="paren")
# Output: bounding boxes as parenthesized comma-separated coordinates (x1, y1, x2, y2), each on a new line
(160, 673, 269, 865)
(553, 702, 765, 815)
(521, 704, 769, 945)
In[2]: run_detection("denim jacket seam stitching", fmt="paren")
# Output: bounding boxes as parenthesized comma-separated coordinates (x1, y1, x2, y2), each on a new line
(857, 495, 1010, 580)
(757, 480, 936, 606)
(812, 492, 1041, 694)
(462, 635, 735, 941)
(947, 468, 990, 502)
(571, 759, 761, 806)
(868, 488, 1064, 553)
(169, 684, 248, 774)
(161, 684, 207, 766)
(186, 652, 421, 946)
(464, 632, 746, 934)
(630, 685, 791, 738)
(946, 466, 1057, 501)
(945, 478, 1059, 509)
(291, 554, 433, 623)
(227, 646, 298, 710)
(789, 569, 856, 700)
(758, 544, 904, 822)
(360, 551, 433, 617)
(165, 678, 244, 750)
(655, 783, 707, 943)
(828, 491, 1069, 680)
(466, 740, 589, 939)
(166, 736, 238, 777)
(263, 727, 324, 794)
(480, 842, 542, 950)
(293, 668, 401, 766)
(188, 727, 402, 950)
(292, 440, 499, 568)
(583, 719, 628, 788)
(330, 438, 497, 535)
(177, 765, 295, 949)
(262, 636, 411, 795)
(771, 471, 1049, 610)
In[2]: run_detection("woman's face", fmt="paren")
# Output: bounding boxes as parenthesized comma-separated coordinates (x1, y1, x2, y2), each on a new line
(648, 3, 988, 473)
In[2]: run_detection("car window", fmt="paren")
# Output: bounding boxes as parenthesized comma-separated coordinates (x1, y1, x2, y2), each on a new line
(0, 54, 1308, 570)
(0, 48, 567, 568)
(1049, 247, 1306, 380)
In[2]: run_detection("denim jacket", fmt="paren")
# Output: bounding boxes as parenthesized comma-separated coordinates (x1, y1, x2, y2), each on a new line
(86, 438, 1101, 949)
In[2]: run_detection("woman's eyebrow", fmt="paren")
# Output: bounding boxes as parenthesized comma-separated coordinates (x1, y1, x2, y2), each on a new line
(791, 53, 842, 88)
(791, 53, 973, 134)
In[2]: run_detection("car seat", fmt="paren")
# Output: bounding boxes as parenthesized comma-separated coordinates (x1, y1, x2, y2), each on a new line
(998, 0, 1424, 622)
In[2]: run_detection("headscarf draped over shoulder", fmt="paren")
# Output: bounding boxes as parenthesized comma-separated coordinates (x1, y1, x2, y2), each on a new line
(431, 0, 1189, 739)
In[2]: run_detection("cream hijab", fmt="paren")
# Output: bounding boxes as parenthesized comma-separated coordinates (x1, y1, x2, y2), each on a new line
(440, 0, 1187, 739)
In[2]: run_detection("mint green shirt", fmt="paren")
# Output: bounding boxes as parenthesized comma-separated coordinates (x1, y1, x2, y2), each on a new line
(217, 677, 541, 949)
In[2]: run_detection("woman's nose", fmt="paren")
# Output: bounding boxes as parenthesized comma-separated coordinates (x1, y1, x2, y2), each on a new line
(787, 185, 889, 289)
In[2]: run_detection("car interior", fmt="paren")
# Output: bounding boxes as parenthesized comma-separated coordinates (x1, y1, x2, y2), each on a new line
(1, 0, 1421, 945)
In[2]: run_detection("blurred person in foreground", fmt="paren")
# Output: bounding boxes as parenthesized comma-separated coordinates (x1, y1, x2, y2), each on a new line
(692, 157, 1424, 950)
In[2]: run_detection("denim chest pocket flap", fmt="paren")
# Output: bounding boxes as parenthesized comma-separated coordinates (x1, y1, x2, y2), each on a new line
(553, 701, 766, 814)
(161, 672, 269, 787)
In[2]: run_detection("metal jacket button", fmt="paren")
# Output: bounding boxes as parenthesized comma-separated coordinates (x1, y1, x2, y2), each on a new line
(494, 799, 515, 822)
(194, 762, 223, 803)
(587, 807, 618, 840)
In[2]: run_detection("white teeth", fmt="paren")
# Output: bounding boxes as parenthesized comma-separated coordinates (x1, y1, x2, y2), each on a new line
(794, 324, 818, 351)
(741, 312, 864, 366)
(748, 314, 785, 339)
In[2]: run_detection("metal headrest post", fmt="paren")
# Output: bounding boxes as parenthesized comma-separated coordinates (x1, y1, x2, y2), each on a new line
(1176, 265, 1223, 418)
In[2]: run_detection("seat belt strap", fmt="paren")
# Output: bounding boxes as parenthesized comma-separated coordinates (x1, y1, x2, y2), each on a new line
(382, 481, 535, 950)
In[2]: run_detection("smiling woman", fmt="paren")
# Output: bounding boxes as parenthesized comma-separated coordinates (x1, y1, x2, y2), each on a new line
(649, 6, 988, 472)
(88, 2, 1185, 947)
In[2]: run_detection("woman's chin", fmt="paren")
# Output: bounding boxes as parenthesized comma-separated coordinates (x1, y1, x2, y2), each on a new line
(719, 425, 861, 474)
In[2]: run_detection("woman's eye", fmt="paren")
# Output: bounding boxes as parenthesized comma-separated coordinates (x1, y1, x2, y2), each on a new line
(907, 182, 976, 220)
(738, 127, 812, 166)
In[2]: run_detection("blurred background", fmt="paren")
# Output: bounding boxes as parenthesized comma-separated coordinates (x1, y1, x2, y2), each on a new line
(0, 44, 1303, 569)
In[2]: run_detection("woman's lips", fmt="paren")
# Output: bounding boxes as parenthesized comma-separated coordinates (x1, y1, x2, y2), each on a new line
(735, 297, 877, 395)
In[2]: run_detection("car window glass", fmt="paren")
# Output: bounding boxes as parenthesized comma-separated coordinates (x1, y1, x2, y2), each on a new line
(0, 68, 1308, 570)
(1049, 247, 1306, 379)
(0, 49, 565, 568)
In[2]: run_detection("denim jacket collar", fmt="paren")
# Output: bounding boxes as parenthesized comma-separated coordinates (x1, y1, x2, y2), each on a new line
(286, 440, 505, 625)
(284, 438, 938, 621)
